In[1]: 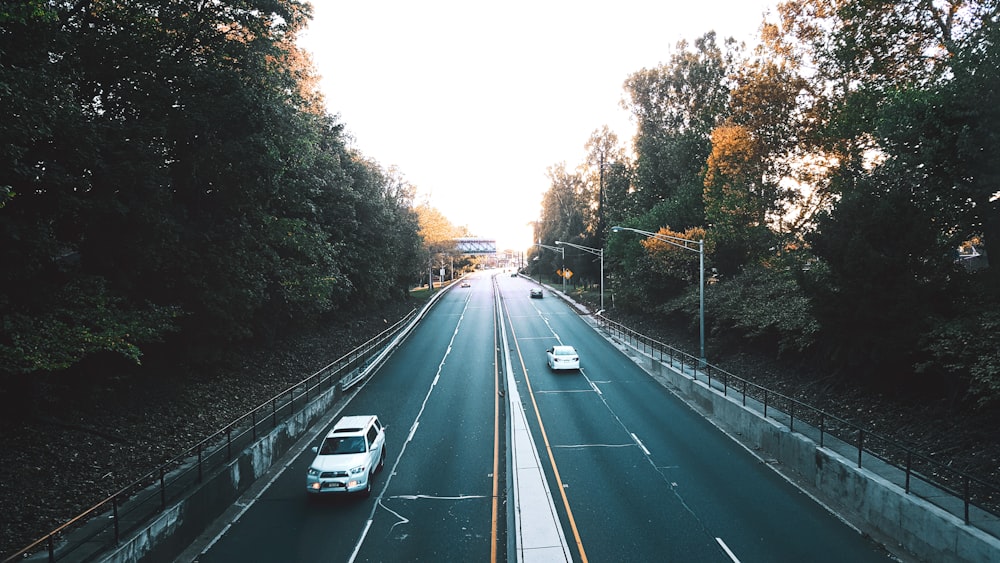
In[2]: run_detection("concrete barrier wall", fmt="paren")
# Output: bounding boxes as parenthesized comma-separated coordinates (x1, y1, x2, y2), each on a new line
(98, 290, 443, 562)
(102, 384, 343, 563)
(648, 354, 1000, 563)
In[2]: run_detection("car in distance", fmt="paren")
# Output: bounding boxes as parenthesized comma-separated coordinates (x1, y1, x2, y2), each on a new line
(461, 281, 471, 287)
(307, 415, 386, 497)
(546, 345, 580, 371)
(530, 288, 543, 299)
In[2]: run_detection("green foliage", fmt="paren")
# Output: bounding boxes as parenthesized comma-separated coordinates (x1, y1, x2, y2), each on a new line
(540, 1, 999, 407)
(0, 0, 423, 376)
(0, 277, 180, 373)
(623, 33, 736, 223)
(920, 302, 1000, 407)
(708, 265, 819, 354)
(803, 166, 954, 378)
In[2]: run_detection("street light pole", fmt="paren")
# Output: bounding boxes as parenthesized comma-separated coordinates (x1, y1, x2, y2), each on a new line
(611, 226, 705, 365)
(535, 242, 566, 294)
(555, 241, 605, 314)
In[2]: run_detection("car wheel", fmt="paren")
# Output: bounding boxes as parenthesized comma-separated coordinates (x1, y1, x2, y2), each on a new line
(377, 448, 386, 473)
(361, 477, 372, 498)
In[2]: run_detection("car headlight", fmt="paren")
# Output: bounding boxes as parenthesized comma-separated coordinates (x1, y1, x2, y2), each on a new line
(307, 468, 320, 477)
(349, 465, 366, 475)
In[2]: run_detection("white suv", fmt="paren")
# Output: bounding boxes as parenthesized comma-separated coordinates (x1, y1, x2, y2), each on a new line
(306, 415, 386, 497)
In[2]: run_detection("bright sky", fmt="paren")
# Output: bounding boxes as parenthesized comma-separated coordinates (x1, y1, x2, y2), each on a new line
(298, 1, 777, 252)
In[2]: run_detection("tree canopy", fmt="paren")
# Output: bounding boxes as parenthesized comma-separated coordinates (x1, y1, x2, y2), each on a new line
(533, 2, 1000, 406)
(0, 0, 425, 376)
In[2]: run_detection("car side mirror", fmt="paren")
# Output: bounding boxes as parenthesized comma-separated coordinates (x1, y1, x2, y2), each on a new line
(311, 446, 318, 454)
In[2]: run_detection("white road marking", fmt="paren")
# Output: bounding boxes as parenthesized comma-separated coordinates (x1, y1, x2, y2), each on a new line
(553, 443, 635, 449)
(348, 295, 473, 562)
(631, 433, 651, 456)
(390, 494, 489, 500)
(716, 537, 741, 563)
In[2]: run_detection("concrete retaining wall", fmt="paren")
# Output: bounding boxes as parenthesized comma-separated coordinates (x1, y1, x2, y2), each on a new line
(101, 384, 343, 563)
(647, 353, 1000, 563)
(97, 290, 442, 563)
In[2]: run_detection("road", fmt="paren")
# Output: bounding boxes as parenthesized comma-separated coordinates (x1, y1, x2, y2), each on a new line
(189, 270, 895, 562)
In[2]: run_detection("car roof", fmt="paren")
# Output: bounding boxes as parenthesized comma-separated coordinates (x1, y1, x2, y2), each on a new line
(552, 345, 576, 352)
(328, 415, 378, 436)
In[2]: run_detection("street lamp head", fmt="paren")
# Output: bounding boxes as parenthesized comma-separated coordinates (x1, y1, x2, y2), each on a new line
(610, 226, 622, 232)
(555, 241, 563, 245)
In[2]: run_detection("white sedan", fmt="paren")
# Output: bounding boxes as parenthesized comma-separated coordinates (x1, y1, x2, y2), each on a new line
(546, 345, 580, 371)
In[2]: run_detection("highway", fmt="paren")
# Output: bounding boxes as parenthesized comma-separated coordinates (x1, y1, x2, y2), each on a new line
(188, 270, 895, 562)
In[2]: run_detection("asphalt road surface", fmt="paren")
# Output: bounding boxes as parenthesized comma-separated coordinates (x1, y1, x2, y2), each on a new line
(188, 270, 896, 562)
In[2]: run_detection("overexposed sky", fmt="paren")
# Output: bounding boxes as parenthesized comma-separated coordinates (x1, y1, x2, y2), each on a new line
(299, 1, 777, 251)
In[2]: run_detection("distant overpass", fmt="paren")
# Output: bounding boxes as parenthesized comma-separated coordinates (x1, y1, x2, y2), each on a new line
(456, 237, 496, 254)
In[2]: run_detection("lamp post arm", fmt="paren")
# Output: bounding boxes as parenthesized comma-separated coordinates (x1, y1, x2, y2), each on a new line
(535, 243, 564, 257)
(611, 226, 701, 253)
(555, 240, 602, 257)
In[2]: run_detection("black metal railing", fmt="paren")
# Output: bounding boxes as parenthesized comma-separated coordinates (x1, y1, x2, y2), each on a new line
(594, 313, 999, 532)
(3, 308, 417, 563)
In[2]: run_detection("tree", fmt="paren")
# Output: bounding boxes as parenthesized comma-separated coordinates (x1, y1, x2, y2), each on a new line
(622, 32, 739, 227)
(778, 0, 1000, 395)
(0, 0, 425, 376)
(416, 203, 461, 286)
(582, 126, 629, 244)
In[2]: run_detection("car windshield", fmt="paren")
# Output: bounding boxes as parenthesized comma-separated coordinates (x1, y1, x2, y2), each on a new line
(556, 348, 576, 356)
(319, 436, 366, 455)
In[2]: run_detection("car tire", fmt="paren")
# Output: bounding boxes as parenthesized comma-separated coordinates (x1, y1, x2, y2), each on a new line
(377, 448, 386, 473)
(361, 477, 372, 498)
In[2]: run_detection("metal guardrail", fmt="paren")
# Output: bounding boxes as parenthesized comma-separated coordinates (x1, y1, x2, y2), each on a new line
(594, 313, 1000, 532)
(3, 308, 418, 563)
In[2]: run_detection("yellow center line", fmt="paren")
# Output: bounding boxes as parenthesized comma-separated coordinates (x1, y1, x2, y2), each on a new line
(503, 301, 589, 563)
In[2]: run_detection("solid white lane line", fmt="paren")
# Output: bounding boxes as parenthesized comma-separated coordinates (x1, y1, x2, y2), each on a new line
(631, 433, 651, 456)
(716, 537, 741, 563)
(553, 443, 635, 449)
(349, 295, 472, 563)
(349, 520, 374, 562)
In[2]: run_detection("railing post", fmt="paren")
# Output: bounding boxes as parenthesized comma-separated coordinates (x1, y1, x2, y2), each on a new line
(965, 477, 971, 524)
(272, 397, 277, 428)
(820, 412, 825, 448)
(905, 450, 911, 493)
(227, 426, 233, 461)
(47, 534, 54, 562)
(113, 494, 120, 545)
(790, 401, 795, 433)
(857, 429, 864, 468)
(763, 389, 769, 418)
(159, 466, 166, 510)
(252, 409, 257, 442)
